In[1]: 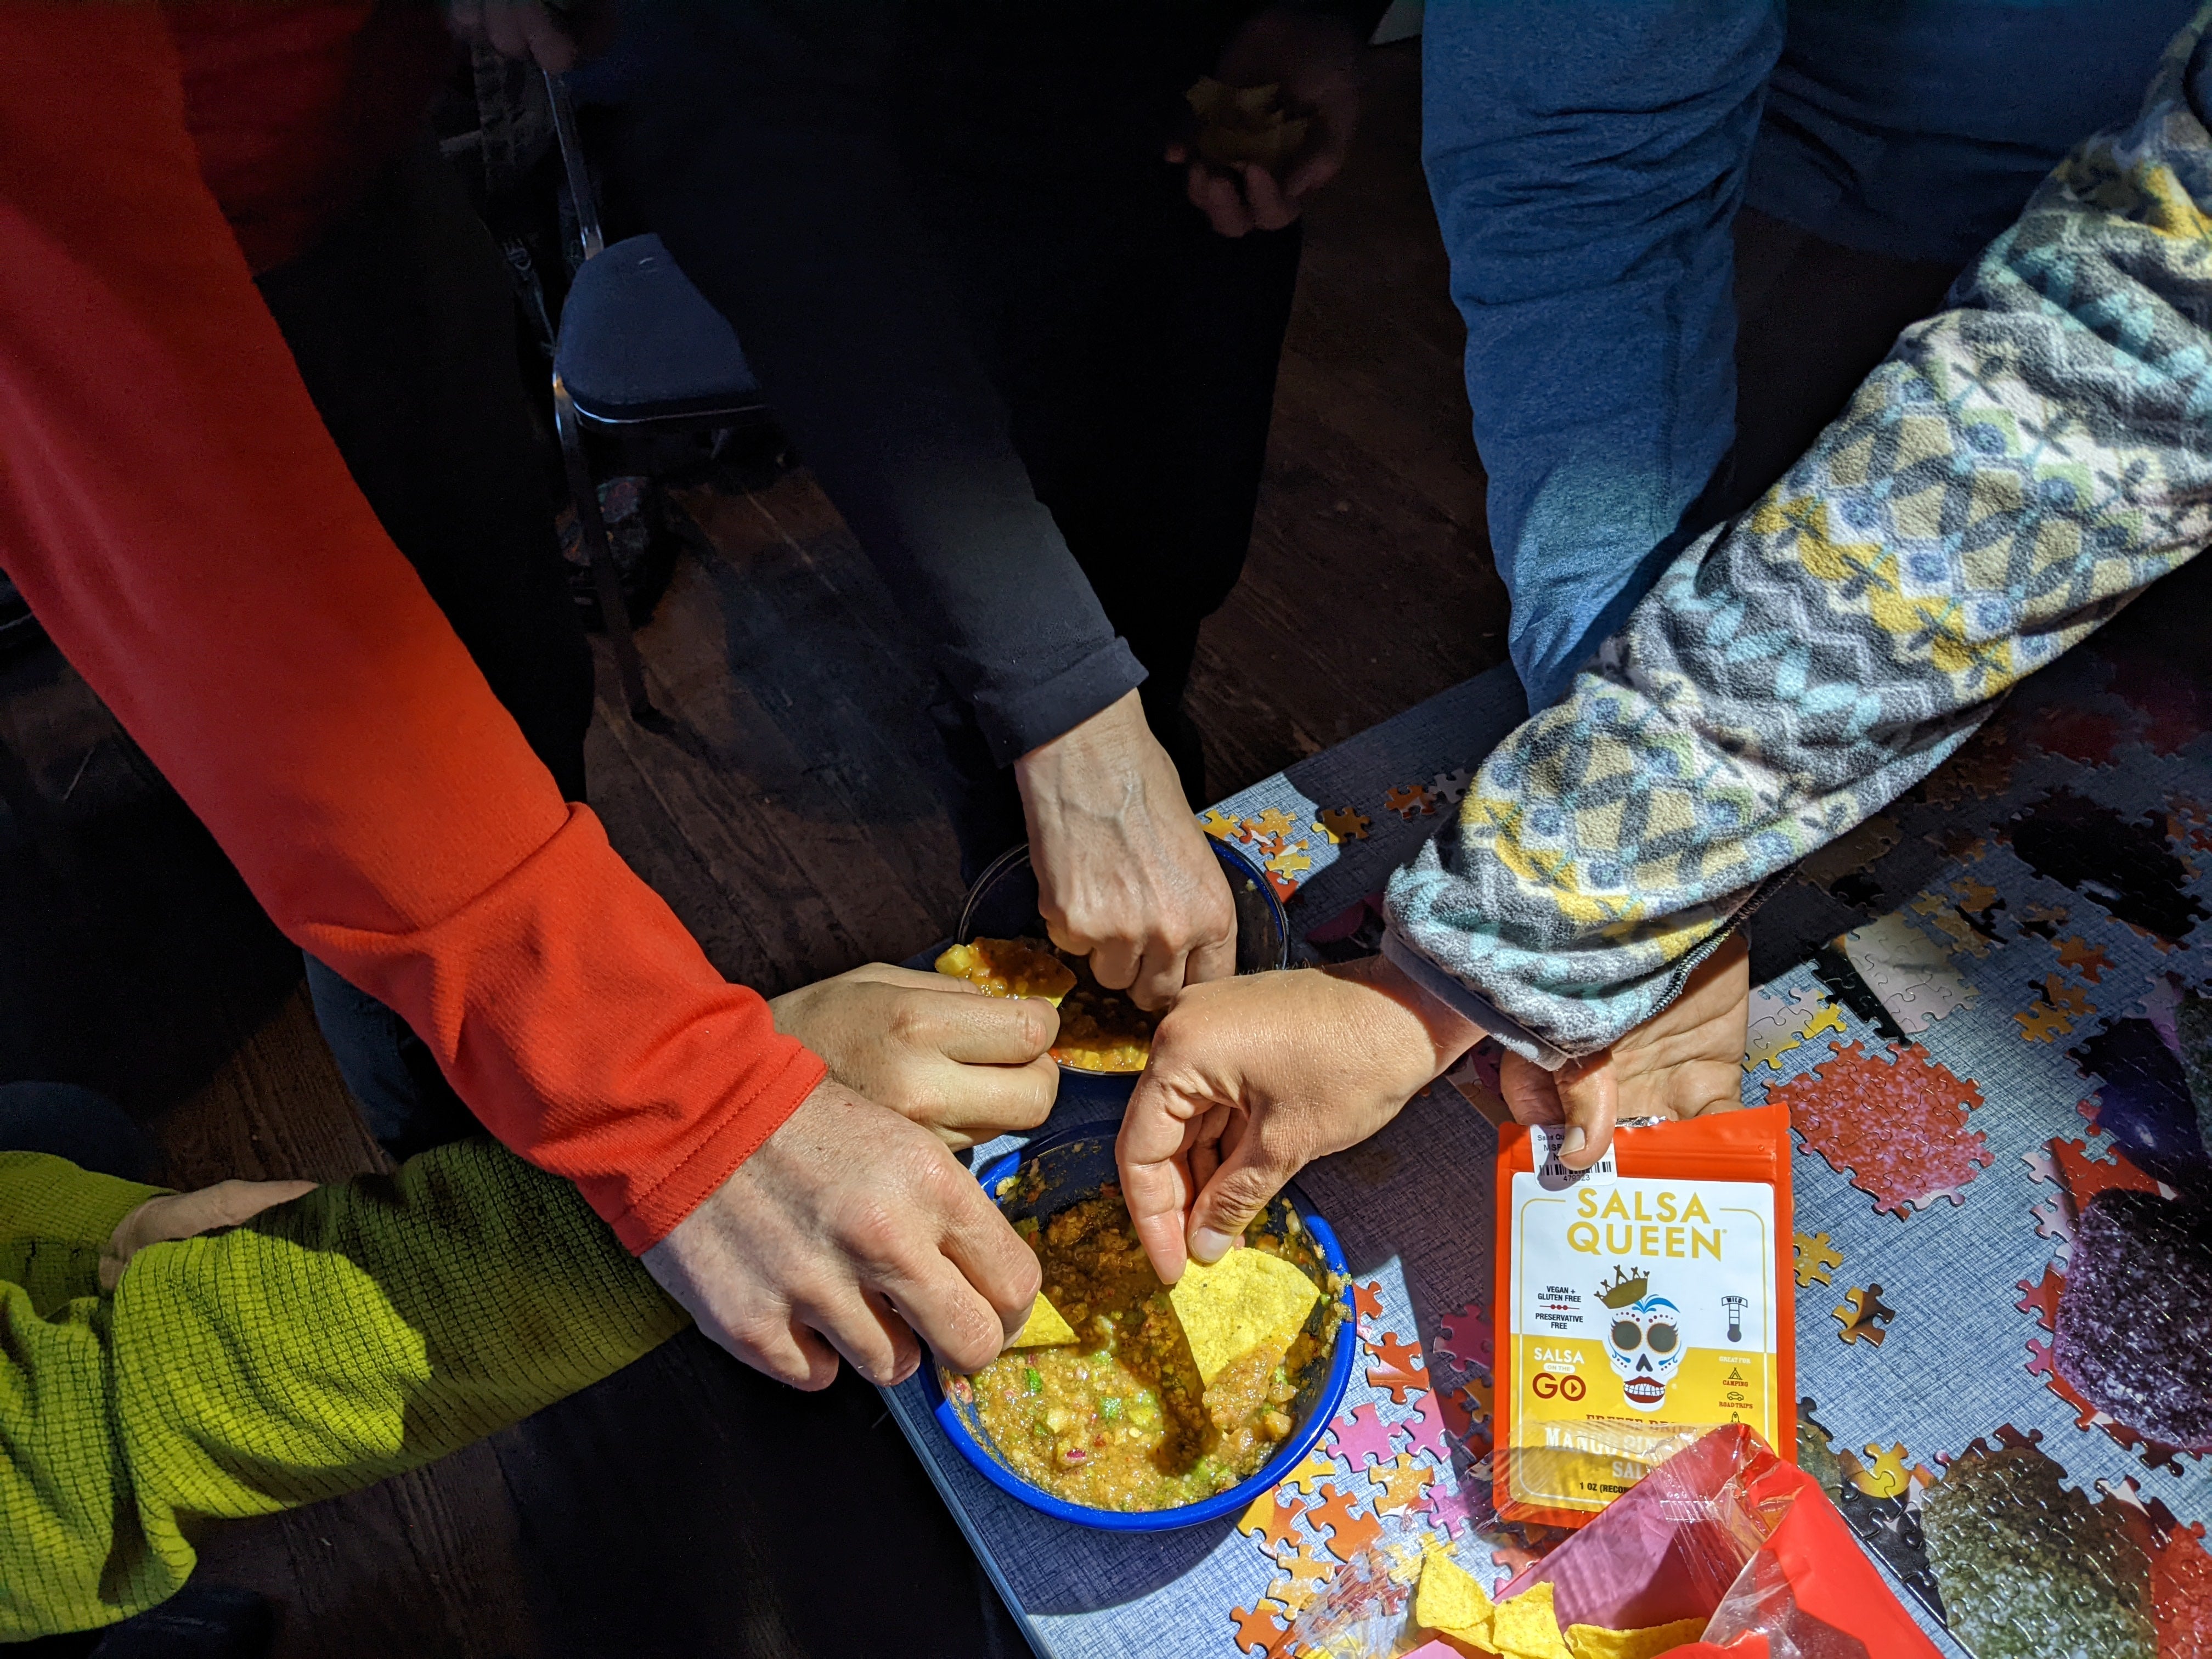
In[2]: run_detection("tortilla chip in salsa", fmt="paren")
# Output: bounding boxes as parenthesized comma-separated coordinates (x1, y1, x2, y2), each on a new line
(933, 938, 1076, 1004)
(933, 936, 1156, 1072)
(1008, 1292, 1077, 1349)
(1169, 1246, 1322, 1386)
(947, 1184, 1337, 1511)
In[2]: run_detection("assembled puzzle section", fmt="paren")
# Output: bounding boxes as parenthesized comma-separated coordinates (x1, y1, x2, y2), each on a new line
(1748, 629, 2212, 1659)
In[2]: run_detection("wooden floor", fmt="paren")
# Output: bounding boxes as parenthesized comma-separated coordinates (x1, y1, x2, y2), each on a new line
(0, 42, 1502, 1659)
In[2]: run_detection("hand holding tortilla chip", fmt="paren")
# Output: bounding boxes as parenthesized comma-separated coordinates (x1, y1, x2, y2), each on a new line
(1167, 1245, 1320, 1385)
(1186, 77, 1311, 173)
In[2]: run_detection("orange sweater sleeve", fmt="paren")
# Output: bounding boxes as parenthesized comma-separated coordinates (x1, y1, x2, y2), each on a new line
(0, 6, 823, 1251)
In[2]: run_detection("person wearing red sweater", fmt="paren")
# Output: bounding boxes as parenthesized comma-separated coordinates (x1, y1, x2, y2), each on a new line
(0, 2, 1046, 1395)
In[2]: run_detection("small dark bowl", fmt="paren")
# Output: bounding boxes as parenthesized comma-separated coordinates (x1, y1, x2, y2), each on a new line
(923, 1124, 1356, 1531)
(952, 838, 1289, 1107)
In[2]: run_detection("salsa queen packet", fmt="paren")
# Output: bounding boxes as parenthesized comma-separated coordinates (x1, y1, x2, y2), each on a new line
(1492, 1102, 1797, 1527)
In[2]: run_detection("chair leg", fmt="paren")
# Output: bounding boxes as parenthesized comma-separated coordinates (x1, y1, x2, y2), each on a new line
(554, 376, 655, 720)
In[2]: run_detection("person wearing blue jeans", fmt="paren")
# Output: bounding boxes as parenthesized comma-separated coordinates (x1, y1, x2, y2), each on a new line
(1421, 0, 2191, 713)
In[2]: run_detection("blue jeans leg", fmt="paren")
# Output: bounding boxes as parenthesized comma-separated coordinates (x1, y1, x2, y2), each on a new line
(302, 956, 482, 1161)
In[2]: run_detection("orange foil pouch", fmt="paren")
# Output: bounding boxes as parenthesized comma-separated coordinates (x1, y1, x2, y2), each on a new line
(1493, 1103, 1796, 1528)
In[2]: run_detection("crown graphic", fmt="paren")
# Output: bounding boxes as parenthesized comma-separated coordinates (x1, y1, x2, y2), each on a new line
(1597, 1266, 1650, 1310)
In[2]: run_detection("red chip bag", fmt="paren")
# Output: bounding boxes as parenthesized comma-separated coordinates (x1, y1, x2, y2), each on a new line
(1494, 1104, 1797, 1528)
(1496, 1424, 1940, 1658)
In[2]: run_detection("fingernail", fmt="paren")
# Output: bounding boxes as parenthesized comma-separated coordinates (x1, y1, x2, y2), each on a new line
(1190, 1227, 1234, 1265)
(1562, 1127, 1587, 1157)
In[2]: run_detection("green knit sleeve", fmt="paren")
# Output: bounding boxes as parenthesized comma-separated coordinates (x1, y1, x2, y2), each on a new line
(0, 1151, 166, 1314)
(0, 1139, 689, 1640)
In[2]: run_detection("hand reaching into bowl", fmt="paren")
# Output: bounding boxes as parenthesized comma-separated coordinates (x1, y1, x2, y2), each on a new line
(1118, 957, 1477, 1284)
(644, 1079, 1040, 1389)
(770, 963, 1060, 1149)
(1015, 690, 1236, 1013)
(1116, 941, 1755, 1285)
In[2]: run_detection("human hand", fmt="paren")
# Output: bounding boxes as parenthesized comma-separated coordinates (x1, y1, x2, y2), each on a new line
(1116, 957, 1478, 1283)
(102, 1177, 319, 1291)
(1015, 690, 1235, 1012)
(769, 963, 1058, 1150)
(1170, 7, 1363, 238)
(1497, 933, 1752, 1169)
(641, 1079, 1039, 1389)
(444, 0, 589, 73)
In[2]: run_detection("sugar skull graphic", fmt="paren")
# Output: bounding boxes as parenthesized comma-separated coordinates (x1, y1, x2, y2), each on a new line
(1598, 1266, 1682, 1413)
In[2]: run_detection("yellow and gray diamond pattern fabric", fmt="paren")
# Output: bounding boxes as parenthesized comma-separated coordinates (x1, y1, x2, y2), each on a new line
(1389, 6, 2212, 1062)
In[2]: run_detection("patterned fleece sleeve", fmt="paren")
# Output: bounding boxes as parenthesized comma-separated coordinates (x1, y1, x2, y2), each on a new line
(1384, 8, 2212, 1068)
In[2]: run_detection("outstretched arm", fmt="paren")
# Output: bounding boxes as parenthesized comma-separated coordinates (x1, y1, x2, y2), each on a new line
(0, 1142, 686, 1640)
(1122, 9, 2212, 1271)
(0, 7, 1046, 1400)
(1390, 8, 2212, 1070)
(608, 4, 1236, 1007)
(0, 5, 822, 1252)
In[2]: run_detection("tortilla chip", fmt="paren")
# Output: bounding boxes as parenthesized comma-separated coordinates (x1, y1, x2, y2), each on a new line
(1008, 1293, 1077, 1349)
(1184, 75, 1310, 171)
(933, 939, 1076, 1005)
(1415, 1551, 1497, 1648)
(1415, 1556, 1577, 1658)
(1566, 1618, 1708, 1658)
(1491, 1582, 1572, 1659)
(1167, 1246, 1321, 1385)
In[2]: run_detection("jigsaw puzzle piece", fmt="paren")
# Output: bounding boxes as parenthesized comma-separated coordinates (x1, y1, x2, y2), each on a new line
(1314, 806, 1371, 844)
(1363, 1332, 1428, 1403)
(1429, 769, 1472, 808)
(1793, 1229, 1846, 1288)
(1237, 1488, 1307, 1555)
(1325, 1402, 1405, 1470)
(1399, 1386, 1453, 1466)
(2047, 1137, 2166, 1211)
(1772, 1041, 1993, 1216)
(2016, 1265, 2066, 1332)
(2054, 936, 2115, 983)
(1384, 783, 1436, 820)
(1366, 1453, 1438, 1518)
(1833, 1283, 1896, 1346)
(1244, 806, 1305, 842)
(1277, 1448, 1341, 1496)
(1229, 1601, 1292, 1656)
(1307, 1486, 1383, 1562)
(1853, 1442, 1914, 1500)
(1435, 1302, 1494, 1373)
(1837, 911, 1978, 1035)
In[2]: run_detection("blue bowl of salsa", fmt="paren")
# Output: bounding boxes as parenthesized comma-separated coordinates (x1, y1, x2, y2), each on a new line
(922, 1124, 1357, 1531)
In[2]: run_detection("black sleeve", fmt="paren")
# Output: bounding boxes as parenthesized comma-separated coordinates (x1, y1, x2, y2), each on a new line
(605, 0, 1145, 765)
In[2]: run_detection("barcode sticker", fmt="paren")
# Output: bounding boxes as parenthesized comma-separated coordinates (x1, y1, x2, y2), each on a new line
(1534, 1126, 1617, 1190)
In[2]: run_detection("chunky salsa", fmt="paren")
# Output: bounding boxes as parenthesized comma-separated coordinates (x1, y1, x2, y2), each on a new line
(947, 1184, 1333, 1511)
(935, 936, 1156, 1073)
